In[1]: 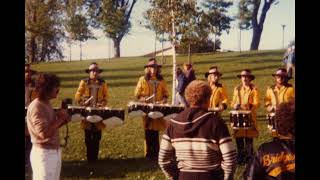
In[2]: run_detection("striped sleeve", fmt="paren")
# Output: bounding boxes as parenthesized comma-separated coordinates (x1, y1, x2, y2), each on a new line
(216, 119, 237, 180)
(158, 128, 178, 180)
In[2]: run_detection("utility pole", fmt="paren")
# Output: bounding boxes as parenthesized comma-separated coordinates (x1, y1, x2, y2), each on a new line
(282, 24, 286, 49)
(108, 38, 111, 62)
(80, 41, 82, 61)
(170, 0, 177, 105)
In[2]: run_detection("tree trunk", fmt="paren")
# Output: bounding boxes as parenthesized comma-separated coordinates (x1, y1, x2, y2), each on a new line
(250, 26, 263, 50)
(80, 41, 82, 61)
(154, 33, 157, 58)
(113, 38, 121, 58)
(188, 42, 191, 64)
(69, 42, 71, 62)
(27, 35, 37, 63)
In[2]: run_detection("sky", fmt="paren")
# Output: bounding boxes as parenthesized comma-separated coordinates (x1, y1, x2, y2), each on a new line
(62, 0, 295, 60)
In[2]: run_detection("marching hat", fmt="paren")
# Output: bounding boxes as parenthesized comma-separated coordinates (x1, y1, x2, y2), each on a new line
(272, 68, 291, 79)
(205, 66, 222, 78)
(237, 69, 255, 80)
(85, 63, 103, 73)
(144, 59, 162, 68)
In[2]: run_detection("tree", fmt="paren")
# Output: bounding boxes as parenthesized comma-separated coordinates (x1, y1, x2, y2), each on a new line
(85, 0, 137, 58)
(65, 14, 96, 61)
(202, 0, 233, 53)
(144, 0, 211, 56)
(25, 0, 66, 63)
(65, 0, 96, 61)
(238, 0, 279, 50)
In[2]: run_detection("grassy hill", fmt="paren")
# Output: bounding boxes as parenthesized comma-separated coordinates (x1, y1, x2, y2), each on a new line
(25, 49, 294, 180)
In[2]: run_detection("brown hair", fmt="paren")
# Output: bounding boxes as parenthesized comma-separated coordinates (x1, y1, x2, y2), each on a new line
(275, 99, 295, 136)
(185, 80, 212, 106)
(35, 73, 60, 100)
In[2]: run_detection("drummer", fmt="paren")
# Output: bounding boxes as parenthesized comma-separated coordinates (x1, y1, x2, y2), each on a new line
(205, 66, 228, 112)
(134, 58, 169, 160)
(265, 68, 295, 112)
(75, 62, 108, 163)
(231, 69, 259, 165)
(25, 63, 38, 166)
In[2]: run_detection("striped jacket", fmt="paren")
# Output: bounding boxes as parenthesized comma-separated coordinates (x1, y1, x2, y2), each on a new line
(158, 107, 237, 180)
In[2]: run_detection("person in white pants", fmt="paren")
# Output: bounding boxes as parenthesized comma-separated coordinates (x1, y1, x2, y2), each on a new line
(26, 73, 70, 180)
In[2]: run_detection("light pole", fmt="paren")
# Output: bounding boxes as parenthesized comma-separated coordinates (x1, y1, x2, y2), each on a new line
(108, 38, 111, 62)
(170, 0, 177, 105)
(282, 24, 286, 49)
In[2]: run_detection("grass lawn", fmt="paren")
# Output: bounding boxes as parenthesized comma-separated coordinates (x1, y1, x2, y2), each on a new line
(25, 49, 294, 180)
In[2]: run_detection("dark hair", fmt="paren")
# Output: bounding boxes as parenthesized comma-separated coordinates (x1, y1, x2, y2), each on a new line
(209, 66, 218, 70)
(185, 80, 212, 106)
(275, 99, 295, 137)
(176, 67, 182, 75)
(35, 73, 60, 100)
(144, 66, 164, 81)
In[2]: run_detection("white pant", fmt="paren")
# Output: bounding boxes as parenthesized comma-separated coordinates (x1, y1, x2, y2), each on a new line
(30, 146, 61, 180)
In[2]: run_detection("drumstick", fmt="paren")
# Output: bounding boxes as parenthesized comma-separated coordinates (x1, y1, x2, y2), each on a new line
(84, 96, 94, 104)
(145, 94, 155, 101)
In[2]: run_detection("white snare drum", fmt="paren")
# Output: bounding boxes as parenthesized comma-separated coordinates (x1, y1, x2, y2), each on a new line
(127, 101, 185, 120)
(68, 105, 86, 122)
(229, 110, 252, 129)
(85, 107, 125, 124)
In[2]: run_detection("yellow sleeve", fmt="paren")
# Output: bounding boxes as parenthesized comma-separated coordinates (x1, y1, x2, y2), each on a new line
(230, 87, 238, 108)
(221, 86, 228, 105)
(75, 80, 86, 104)
(102, 82, 108, 104)
(286, 87, 295, 101)
(161, 80, 169, 99)
(264, 88, 272, 107)
(134, 77, 144, 99)
(251, 87, 260, 109)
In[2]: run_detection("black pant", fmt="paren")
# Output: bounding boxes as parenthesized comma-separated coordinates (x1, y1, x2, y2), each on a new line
(178, 169, 224, 180)
(236, 137, 253, 164)
(85, 127, 102, 162)
(145, 130, 159, 159)
(25, 135, 32, 165)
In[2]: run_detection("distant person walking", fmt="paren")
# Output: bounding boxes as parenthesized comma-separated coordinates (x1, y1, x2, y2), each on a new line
(183, 63, 196, 85)
(174, 67, 188, 106)
(283, 45, 295, 79)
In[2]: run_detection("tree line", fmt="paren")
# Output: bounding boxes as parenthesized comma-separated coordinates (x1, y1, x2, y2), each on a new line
(25, 0, 280, 63)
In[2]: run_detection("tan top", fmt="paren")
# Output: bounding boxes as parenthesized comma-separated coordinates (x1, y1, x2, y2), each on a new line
(26, 98, 59, 149)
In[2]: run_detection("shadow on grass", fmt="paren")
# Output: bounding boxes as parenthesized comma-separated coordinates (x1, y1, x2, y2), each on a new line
(60, 81, 138, 88)
(234, 51, 284, 58)
(60, 157, 160, 179)
(222, 64, 281, 74)
(194, 56, 243, 65)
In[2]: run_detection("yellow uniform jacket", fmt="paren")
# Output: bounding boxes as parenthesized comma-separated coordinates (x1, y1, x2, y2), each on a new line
(75, 78, 109, 130)
(134, 76, 169, 131)
(209, 83, 228, 110)
(231, 84, 260, 138)
(265, 84, 295, 107)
